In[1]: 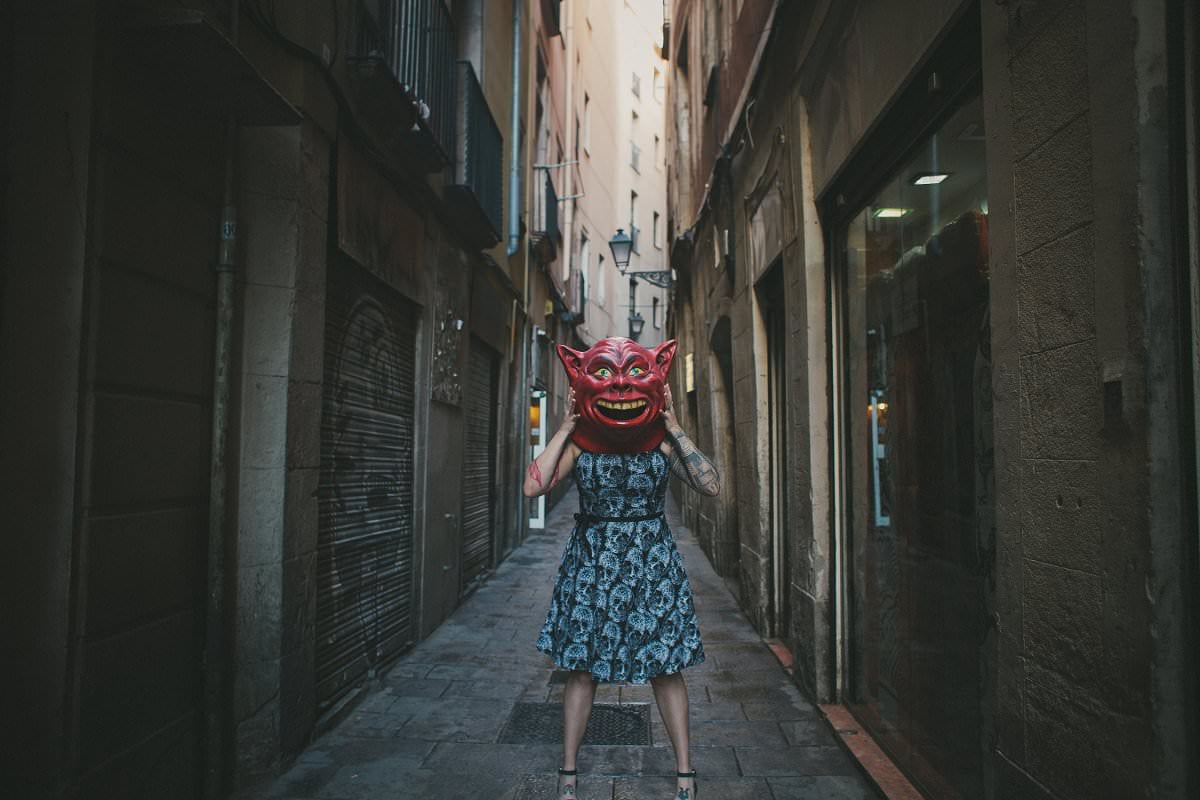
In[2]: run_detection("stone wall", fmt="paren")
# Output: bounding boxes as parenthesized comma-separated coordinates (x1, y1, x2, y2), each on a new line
(666, 0, 1191, 797)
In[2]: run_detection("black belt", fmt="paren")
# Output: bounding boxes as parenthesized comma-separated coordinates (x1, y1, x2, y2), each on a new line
(573, 511, 663, 524)
(571, 512, 663, 560)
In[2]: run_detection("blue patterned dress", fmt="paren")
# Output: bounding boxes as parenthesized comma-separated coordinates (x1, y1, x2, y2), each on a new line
(536, 449, 705, 683)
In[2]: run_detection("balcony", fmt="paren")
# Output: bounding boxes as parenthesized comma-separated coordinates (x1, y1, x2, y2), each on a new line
(446, 61, 504, 248)
(349, 0, 456, 171)
(531, 172, 560, 263)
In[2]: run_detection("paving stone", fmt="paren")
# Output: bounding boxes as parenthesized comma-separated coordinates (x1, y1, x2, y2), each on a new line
(386, 677, 452, 698)
(779, 718, 838, 746)
(708, 685, 808, 706)
(742, 700, 819, 721)
(691, 719, 790, 747)
(443, 679, 527, 700)
(735, 745, 860, 777)
(686, 701, 747, 721)
(769, 775, 882, 799)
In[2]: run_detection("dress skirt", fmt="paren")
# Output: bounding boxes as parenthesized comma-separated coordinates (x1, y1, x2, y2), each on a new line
(536, 449, 705, 683)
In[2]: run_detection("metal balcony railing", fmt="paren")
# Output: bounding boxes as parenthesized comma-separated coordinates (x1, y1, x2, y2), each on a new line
(453, 61, 504, 241)
(352, 0, 456, 165)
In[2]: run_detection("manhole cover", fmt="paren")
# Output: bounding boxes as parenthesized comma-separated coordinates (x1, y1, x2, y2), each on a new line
(498, 702, 652, 745)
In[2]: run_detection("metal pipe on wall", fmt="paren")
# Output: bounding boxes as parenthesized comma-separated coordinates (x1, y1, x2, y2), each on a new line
(507, 0, 522, 256)
(562, 0, 575, 287)
(203, 3, 239, 796)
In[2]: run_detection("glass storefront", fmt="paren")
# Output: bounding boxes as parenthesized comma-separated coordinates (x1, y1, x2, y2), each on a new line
(841, 93, 992, 799)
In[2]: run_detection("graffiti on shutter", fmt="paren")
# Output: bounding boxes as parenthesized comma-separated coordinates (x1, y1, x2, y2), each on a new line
(316, 261, 417, 707)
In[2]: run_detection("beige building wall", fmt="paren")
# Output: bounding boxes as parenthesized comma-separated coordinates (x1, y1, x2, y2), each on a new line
(569, 0, 670, 346)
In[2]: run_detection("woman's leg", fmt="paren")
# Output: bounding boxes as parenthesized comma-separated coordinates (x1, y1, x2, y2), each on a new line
(650, 671, 694, 796)
(560, 669, 597, 796)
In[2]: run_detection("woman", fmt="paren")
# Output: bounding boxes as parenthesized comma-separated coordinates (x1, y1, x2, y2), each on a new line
(523, 338, 720, 800)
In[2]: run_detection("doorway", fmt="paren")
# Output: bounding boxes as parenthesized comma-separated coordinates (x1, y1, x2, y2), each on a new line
(758, 261, 789, 640)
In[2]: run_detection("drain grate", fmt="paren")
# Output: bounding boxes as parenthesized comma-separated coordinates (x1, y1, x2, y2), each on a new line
(498, 702, 652, 745)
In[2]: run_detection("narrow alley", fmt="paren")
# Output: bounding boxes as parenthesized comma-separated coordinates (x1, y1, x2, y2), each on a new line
(5, 1, 1200, 799)
(259, 488, 878, 800)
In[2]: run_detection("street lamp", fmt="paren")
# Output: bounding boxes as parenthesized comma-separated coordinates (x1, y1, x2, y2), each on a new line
(607, 229, 674, 341)
(628, 311, 646, 339)
(609, 228, 634, 269)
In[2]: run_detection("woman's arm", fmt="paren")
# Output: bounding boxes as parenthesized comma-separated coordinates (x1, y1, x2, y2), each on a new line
(660, 385, 721, 497)
(523, 389, 581, 498)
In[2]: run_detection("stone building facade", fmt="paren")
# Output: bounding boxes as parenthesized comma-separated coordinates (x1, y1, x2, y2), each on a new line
(665, 0, 1198, 798)
(0, 1, 577, 797)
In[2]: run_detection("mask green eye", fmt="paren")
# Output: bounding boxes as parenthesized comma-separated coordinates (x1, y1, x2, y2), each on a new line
(629, 366, 646, 377)
(594, 367, 612, 378)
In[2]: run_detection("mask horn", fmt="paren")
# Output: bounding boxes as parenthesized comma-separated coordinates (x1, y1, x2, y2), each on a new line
(653, 339, 678, 376)
(556, 344, 585, 382)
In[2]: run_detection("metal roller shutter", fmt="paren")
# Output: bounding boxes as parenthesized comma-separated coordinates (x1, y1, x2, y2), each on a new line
(461, 338, 498, 594)
(316, 262, 417, 708)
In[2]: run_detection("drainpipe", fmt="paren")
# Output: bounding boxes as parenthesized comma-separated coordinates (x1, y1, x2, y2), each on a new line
(510, 0, 532, 542)
(562, 0, 575, 291)
(507, 0, 522, 256)
(203, 3, 238, 797)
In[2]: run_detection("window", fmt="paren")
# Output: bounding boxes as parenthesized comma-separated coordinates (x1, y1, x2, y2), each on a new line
(654, 135, 661, 168)
(574, 113, 580, 161)
(652, 296, 661, 329)
(631, 71, 641, 98)
(631, 142, 641, 173)
(630, 191, 639, 254)
(583, 93, 591, 153)
(838, 93, 990, 799)
(579, 232, 590, 308)
(653, 212, 661, 249)
(653, 68, 665, 102)
(597, 254, 606, 305)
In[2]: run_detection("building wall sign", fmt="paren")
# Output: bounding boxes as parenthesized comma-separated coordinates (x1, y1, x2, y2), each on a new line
(748, 175, 784, 280)
(337, 135, 423, 299)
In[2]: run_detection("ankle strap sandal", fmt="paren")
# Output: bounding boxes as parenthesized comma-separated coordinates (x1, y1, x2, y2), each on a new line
(557, 767, 578, 797)
(676, 769, 698, 799)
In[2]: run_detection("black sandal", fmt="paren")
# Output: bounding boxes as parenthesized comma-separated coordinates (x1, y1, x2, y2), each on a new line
(557, 767, 578, 798)
(676, 769, 698, 799)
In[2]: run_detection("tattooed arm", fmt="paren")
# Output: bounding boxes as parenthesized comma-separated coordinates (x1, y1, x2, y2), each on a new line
(523, 389, 581, 498)
(660, 385, 721, 497)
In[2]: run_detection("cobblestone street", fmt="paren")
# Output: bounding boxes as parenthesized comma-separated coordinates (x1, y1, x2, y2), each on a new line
(256, 489, 879, 800)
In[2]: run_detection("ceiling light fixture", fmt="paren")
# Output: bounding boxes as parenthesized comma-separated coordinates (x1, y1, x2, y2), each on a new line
(911, 172, 950, 185)
(872, 208, 910, 219)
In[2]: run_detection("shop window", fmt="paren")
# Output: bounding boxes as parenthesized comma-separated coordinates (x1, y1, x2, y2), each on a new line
(840, 93, 991, 799)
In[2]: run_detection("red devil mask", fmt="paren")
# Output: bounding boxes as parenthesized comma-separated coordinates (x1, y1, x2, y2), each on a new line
(556, 338, 678, 453)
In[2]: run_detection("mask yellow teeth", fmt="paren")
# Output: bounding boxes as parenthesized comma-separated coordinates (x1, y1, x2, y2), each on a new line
(596, 398, 648, 411)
